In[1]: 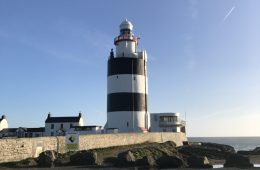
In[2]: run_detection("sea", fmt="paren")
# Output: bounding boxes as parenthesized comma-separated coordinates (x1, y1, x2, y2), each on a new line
(188, 137, 260, 151)
(189, 137, 260, 168)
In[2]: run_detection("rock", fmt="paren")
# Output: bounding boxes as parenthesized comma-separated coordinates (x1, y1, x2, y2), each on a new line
(224, 153, 253, 168)
(37, 150, 57, 167)
(137, 155, 156, 167)
(237, 147, 260, 155)
(54, 152, 72, 166)
(117, 150, 136, 166)
(178, 142, 235, 159)
(187, 155, 213, 168)
(237, 150, 253, 155)
(70, 150, 99, 165)
(156, 155, 185, 168)
(201, 142, 235, 153)
(115, 141, 179, 167)
(253, 147, 260, 154)
(16, 158, 38, 167)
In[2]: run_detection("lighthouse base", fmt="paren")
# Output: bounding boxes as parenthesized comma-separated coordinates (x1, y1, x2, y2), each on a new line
(106, 111, 149, 133)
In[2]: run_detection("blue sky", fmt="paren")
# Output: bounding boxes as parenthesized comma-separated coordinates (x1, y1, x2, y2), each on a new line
(0, 0, 259, 137)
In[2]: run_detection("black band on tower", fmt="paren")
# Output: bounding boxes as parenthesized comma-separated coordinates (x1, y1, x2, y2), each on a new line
(107, 93, 147, 112)
(108, 57, 145, 76)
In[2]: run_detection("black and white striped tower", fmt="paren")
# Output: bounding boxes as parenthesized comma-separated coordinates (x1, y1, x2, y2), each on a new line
(106, 20, 149, 133)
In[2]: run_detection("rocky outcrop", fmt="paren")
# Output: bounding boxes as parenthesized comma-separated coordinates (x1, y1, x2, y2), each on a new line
(54, 152, 72, 166)
(156, 155, 185, 168)
(201, 142, 235, 153)
(238, 147, 260, 155)
(37, 150, 57, 167)
(187, 155, 213, 168)
(70, 150, 99, 165)
(224, 153, 253, 168)
(16, 158, 38, 167)
(116, 141, 186, 168)
(117, 150, 136, 166)
(178, 142, 235, 160)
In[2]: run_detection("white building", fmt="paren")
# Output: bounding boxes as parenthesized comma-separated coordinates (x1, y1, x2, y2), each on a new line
(0, 115, 8, 131)
(106, 20, 149, 133)
(150, 113, 186, 133)
(45, 112, 84, 136)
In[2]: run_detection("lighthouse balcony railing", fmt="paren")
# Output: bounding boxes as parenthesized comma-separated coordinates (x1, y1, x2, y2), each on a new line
(114, 35, 138, 43)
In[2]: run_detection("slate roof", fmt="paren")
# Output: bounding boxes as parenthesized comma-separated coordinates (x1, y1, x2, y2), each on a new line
(27, 127, 45, 132)
(0, 128, 17, 133)
(45, 116, 80, 123)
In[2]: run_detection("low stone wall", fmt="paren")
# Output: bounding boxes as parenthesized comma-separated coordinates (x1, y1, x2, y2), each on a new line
(0, 132, 187, 163)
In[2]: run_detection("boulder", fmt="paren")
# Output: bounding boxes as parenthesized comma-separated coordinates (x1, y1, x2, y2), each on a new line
(137, 155, 156, 167)
(37, 150, 57, 167)
(156, 155, 185, 168)
(70, 150, 99, 165)
(178, 142, 235, 159)
(224, 153, 253, 168)
(16, 158, 38, 167)
(237, 150, 253, 155)
(54, 152, 72, 166)
(253, 147, 260, 154)
(117, 150, 136, 166)
(201, 142, 235, 153)
(187, 155, 213, 168)
(237, 147, 260, 155)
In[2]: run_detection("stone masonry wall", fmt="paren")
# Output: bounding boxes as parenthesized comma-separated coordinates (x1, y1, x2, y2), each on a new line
(0, 132, 187, 163)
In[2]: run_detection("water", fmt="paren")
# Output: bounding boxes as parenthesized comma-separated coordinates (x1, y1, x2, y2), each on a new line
(188, 137, 260, 151)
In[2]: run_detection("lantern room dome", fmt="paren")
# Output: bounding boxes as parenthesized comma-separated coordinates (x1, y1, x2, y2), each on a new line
(120, 19, 133, 30)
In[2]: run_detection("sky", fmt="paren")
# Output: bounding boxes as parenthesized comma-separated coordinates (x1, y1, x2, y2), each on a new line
(0, 0, 259, 137)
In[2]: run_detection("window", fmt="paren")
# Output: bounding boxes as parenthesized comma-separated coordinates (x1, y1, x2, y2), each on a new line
(70, 123, 73, 128)
(51, 132, 54, 136)
(127, 122, 129, 127)
(133, 77, 135, 80)
(60, 124, 63, 128)
(51, 124, 54, 129)
(159, 116, 178, 122)
(163, 129, 166, 132)
(116, 75, 118, 79)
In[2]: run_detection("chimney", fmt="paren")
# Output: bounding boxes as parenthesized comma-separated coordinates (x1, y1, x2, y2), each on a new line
(48, 112, 51, 118)
(79, 112, 82, 118)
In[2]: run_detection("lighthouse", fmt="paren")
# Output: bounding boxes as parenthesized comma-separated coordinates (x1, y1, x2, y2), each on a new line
(106, 20, 149, 133)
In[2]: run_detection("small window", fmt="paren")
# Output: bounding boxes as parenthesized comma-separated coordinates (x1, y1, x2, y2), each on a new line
(116, 75, 118, 79)
(51, 124, 54, 129)
(133, 77, 136, 80)
(70, 123, 73, 128)
(51, 132, 54, 136)
(60, 124, 63, 128)
(127, 122, 129, 127)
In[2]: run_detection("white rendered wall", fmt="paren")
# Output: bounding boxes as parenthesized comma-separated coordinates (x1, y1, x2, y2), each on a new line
(116, 41, 136, 57)
(0, 119, 8, 131)
(107, 111, 147, 132)
(108, 74, 148, 94)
